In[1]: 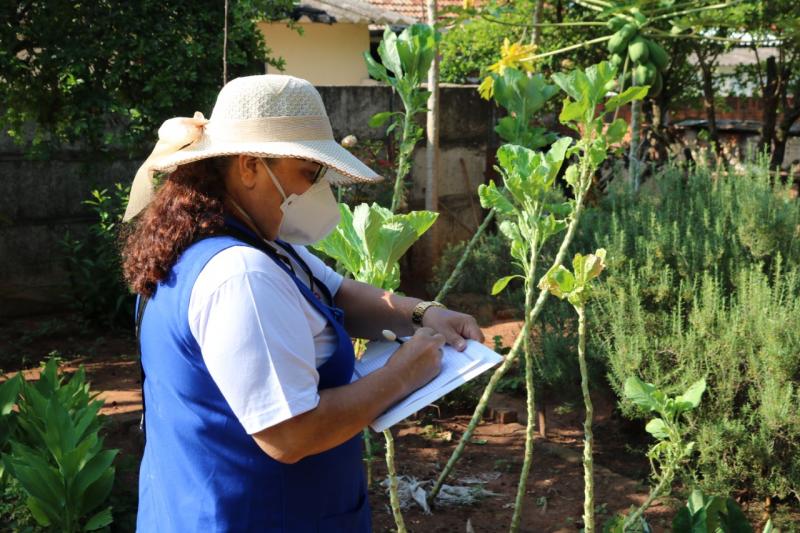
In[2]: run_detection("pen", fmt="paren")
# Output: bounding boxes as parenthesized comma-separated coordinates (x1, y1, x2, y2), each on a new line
(382, 329, 405, 345)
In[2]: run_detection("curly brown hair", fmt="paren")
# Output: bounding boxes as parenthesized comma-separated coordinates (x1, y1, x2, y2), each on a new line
(121, 157, 232, 297)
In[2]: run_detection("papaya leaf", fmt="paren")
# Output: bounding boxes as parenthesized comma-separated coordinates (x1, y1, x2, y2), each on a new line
(605, 85, 649, 113)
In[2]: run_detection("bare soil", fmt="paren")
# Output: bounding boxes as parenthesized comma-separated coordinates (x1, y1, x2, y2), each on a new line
(0, 315, 791, 532)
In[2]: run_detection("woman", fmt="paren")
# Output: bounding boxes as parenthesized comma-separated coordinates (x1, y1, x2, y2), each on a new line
(122, 75, 484, 532)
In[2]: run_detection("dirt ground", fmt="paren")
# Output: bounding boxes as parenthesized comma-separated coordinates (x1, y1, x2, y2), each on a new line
(0, 314, 789, 532)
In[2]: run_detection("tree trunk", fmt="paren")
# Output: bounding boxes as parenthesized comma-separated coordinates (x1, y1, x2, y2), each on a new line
(697, 57, 719, 152)
(223, 0, 229, 86)
(531, 0, 544, 46)
(425, 0, 441, 267)
(771, 104, 800, 170)
(759, 55, 779, 156)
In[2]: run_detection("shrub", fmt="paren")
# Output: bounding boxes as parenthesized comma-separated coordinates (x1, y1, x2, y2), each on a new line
(61, 183, 133, 327)
(586, 159, 800, 501)
(440, 18, 523, 84)
(0, 358, 118, 531)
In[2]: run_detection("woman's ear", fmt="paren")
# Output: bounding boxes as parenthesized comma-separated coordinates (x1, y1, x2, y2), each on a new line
(235, 155, 262, 189)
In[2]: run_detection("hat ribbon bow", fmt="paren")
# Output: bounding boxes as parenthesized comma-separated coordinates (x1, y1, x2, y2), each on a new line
(156, 111, 208, 151)
(122, 111, 208, 221)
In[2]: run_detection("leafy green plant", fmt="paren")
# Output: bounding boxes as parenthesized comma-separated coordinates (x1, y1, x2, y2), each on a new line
(430, 63, 647, 531)
(314, 202, 438, 533)
(604, 376, 706, 532)
(314, 203, 438, 292)
(61, 183, 134, 327)
(435, 66, 562, 305)
(365, 24, 441, 212)
(1, 359, 118, 532)
(672, 488, 773, 533)
(539, 249, 607, 532)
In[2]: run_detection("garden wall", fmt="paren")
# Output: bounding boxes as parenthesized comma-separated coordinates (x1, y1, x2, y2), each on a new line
(0, 85, 496, 317)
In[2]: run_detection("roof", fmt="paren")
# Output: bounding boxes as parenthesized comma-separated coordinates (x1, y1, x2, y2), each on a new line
(364, 0, 481, 21)
(291, 0, 417, 25)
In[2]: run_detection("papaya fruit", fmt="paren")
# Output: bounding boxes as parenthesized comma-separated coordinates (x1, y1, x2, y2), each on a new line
(649, 71, 663, 98)
(608, 24, 637, 55)
(606, 15, 627, 31)
(647, 40, 669, 70)
(628, 36, 650, 63)
(609, 53, 624, 69)
(634, 62, 656, 85)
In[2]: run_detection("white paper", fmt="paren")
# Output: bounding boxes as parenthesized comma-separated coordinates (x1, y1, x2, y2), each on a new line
(352, 339, 504, 432)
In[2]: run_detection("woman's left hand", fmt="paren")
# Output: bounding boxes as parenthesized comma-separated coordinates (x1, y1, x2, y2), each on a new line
(421, 307, 484, 352)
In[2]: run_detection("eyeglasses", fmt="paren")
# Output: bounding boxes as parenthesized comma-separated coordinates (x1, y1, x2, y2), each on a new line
(311, 163, 328, 184)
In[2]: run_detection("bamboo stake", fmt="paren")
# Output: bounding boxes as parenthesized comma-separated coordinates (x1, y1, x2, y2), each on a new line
(434, 209, 496, 302)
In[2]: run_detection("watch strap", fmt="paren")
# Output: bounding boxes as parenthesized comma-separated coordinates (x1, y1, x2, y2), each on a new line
(412, 300, 446, 326)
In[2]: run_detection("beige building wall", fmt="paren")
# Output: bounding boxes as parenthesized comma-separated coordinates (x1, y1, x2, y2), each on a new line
(259, 22, 371, 86)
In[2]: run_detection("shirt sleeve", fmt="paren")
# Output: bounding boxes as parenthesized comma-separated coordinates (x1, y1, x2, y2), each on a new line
(293, 245, 345, 296)
(190, 269, 321, 434)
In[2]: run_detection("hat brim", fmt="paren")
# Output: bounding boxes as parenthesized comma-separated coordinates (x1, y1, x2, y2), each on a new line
(150, 139, 383, 185)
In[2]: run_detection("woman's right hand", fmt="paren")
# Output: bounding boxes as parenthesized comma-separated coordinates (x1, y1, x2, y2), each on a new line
(385, 327, 445, 394)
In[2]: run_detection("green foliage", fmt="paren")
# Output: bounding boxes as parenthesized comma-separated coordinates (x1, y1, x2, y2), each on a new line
(61, 184, 134, 327)
(492, 68, 559, 149)
(672, 488, 768, 533)
(584, 160, 800, 502)
(429, 232, 524, 308)
(1, 358, 118, 532)
(602, 377, 705, 532)
(0, 1, 295, 155)
(313, 203, 438, 291)
(439, 16, 523, 84)
(479, 139, 573, 283)
(539, 249, 606, 307)
(365, 24, 441, 212)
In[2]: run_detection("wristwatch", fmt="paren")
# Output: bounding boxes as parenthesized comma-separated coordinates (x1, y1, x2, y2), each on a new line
(411, 300, 446, 326)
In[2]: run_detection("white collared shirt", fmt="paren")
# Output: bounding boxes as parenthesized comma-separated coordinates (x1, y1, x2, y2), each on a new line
(188, 244, 343, 434)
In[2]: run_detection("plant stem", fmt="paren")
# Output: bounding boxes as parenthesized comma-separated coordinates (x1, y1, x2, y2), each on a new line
(430, 184, 590, 502)
(391, 111, 417, 213)
(520, 35, 613, 62)
(622, 465, 675, 531)
(510, 246, 539, 533)
(383, 429, 408, 533)
(363, 427, 374, 487)
(576, 305, 595, 533)
(628, 69, 641, 190)
(434, 209, 496, 302)
(482, 14, 606, 27)
(646, 0, 740, 23)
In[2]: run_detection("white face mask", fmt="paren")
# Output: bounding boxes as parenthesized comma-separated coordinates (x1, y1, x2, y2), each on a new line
(261, 159, 341, 245)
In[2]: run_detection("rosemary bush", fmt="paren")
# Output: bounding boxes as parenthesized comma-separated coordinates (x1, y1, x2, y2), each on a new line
(586, 159, 800, 501)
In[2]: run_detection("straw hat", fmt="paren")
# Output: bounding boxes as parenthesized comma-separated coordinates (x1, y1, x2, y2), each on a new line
(123, 74, 382, 221)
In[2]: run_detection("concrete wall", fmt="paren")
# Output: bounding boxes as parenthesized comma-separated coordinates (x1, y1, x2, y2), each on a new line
(0, 85, 495, 317)
(259, 22, 372, 86)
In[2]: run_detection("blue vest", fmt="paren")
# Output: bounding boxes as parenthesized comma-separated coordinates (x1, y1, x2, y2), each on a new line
(136, 227, 371, 532)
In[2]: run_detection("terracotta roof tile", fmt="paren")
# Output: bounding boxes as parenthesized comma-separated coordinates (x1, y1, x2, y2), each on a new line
(364, 0, 481, 21)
